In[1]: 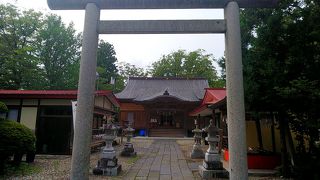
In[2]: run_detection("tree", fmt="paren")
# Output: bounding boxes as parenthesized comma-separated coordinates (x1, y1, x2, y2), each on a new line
(149, 49, 224, 87)
(0, 4, 44, 89)
(115, 61, 146, 92)
(36, 14, 81, 89)
(96, 40, 118, 90)
(216, 57, 226, 84)
(240, 0, 320, 177)
(0, 4, 83, 90)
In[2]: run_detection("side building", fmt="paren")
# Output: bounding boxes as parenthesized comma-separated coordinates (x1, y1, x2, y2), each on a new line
(116, 77, 208, 137)
(0, 90, 119, 155)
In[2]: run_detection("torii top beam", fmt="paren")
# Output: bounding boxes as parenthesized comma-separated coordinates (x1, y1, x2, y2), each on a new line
(47, 0, 279, 10)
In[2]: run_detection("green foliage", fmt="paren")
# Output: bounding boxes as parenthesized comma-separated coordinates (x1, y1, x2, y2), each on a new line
(240, 0, 320, 177)
(149, 49, 224, 87)
(241, 0, 320, 113)
(0, 120, 36, 156)
(0, 4, 121, 91)
(115, 61, 147, 92)
(0, 101, 8, 114)
(0, 4, 44, 89)
(36, 14, 81, 89)
(1, 162, 42, 178)
(96, 40, 118, 90)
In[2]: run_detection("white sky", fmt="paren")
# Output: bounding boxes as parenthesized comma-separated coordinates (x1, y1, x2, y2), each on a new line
(1, 0, 225, 69)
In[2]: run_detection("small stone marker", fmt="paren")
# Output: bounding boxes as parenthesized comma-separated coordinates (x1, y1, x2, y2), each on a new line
(190, 119, 204, 158)
(199, 120, 229, 179)
(93, 118, 121, 176)
(120, 122, 137, 156)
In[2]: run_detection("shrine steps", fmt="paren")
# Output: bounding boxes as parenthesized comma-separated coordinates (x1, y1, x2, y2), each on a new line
(149, 128, 185, 137)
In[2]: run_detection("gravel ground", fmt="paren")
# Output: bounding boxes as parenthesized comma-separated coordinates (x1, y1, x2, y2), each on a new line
(4, 138, 153, 180)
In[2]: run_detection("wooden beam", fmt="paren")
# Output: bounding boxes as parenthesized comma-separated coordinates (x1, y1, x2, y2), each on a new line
(98, 20, 226, 34)
(48, 0, 279, 10)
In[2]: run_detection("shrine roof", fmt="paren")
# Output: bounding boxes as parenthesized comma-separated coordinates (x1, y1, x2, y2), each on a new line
(0, 90, 120, 107)
(115, 77, 209, 102)
(189, 88, 226, 116)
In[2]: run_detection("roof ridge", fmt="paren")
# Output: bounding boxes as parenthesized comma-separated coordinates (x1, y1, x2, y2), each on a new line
(129, 77, 207, 80)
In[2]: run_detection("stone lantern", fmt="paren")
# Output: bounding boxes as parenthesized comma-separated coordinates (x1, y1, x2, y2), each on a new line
(93, 117, 121, 176)
(120, 122, 136, 156)
(199, 119, 228, 179)
(190, 119, 204, 158)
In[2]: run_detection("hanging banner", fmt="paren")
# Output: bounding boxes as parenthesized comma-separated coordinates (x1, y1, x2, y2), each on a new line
(71, 101, 77, 129)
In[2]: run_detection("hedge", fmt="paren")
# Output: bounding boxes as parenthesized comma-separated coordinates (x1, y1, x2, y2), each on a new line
(0, 120, 36, 156)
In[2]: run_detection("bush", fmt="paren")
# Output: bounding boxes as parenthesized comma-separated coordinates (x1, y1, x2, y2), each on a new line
(0, 101, 8, 113)
(0, 101, 8, 121)
(0, 119, 36, 172)
(0, 120, 36, 154)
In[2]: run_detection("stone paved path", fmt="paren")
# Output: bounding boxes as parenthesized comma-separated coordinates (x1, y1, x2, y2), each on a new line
(124, 140, 195, 180)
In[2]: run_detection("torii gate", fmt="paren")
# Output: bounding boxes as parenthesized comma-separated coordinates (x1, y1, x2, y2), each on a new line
(47, 0, 278, 179)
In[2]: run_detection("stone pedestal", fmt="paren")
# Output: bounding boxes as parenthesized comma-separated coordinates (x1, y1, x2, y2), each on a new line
(120, 123, 136, 157)
(191, 146, 204, 159)
(199, 120, 229, 179)
(199, 166, 229, 179)
(190, 120, 204, 159)
(93, 119, 121, 176)
(92, 158, 122, 176)
(121, 142, 137, 156)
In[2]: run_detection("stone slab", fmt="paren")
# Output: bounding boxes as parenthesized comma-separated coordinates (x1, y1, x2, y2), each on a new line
(160, 163, 171, 175)
(160, 174, 171, 180)
(148, 171, 160, 180)
(137, 168, 150, 177)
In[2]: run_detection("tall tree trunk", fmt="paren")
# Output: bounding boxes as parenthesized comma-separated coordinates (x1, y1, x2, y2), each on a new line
(255, 112, 263, 149)
(271, 112, 276, 153)
(285, 121, 296, 167)
(279, 112, 290, 177)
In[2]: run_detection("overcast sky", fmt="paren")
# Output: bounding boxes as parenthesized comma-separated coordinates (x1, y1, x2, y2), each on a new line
(1, 0, 225, 69)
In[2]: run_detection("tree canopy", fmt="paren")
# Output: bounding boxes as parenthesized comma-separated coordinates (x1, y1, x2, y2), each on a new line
(149, 49, 225, 87)
(96, 40, 118, 90)
(0, 4, 119, 91)
(36, 14, 81, 89)
(240, 0, 320, 177)
(115, 61, 147, 92)
(0, 4, 43, 89)
(0, 4, 82, 90)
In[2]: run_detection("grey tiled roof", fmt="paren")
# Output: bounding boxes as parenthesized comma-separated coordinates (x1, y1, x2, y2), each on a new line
(116, 77, 209, 102)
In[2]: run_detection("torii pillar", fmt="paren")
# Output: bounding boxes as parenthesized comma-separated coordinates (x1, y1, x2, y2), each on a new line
(47, 1, 279, 180)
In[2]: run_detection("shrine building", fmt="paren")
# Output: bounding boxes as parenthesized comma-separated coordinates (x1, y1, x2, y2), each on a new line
(116, 77, 209, 137)
(0, 90, 119, 154)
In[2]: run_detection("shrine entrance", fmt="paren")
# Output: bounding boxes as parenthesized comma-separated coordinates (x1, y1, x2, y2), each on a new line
(141, 95, 200, 132)
(149, 110, 181, 128)
(158, 111, 175, 128)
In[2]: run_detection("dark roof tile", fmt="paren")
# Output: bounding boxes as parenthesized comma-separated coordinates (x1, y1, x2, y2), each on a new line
(116, 77, 209, 102)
